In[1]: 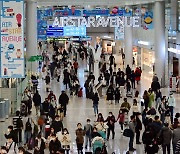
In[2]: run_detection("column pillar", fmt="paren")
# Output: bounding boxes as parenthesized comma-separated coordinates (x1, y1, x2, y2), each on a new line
(26, 1, 38, 73)
(170, 0, 178, 31)
(124, 25, 133, 67)
(154, 1, 166, 86)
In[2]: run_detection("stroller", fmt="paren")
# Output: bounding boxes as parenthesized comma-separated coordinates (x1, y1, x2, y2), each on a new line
(92, 136, 104, 154)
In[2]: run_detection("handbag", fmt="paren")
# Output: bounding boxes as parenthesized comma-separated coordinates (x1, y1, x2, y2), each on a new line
(123, 128, 133, 137)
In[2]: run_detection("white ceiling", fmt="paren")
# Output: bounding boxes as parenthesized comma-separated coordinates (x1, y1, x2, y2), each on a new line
(34, 0, 164, 7)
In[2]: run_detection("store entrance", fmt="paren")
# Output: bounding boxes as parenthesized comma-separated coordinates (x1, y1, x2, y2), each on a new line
(173, 57, 179, 76)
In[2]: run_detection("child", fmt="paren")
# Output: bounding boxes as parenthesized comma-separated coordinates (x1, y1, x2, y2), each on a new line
(117, 110, 125, 133)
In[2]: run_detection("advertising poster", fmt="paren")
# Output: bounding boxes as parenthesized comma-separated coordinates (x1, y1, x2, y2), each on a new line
(114, 27, 124, 40)
(0, 0, 24, 78)
(142, 11, 153, 30)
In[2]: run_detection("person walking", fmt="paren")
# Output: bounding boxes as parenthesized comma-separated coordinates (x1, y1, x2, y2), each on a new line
(33, 91, 41, 115)
(168, 93, 176, 123)
(117, 110, 125, 133)
(106, 84, 114, 104)
(160, 123, 172, 154)
(92, 92, 99, 116)
(34, 134, 46, 154)
(59, 91, 69, 117)
(45, 73, 51, 92)
(75, 123, 85, 154)
(114, 87, 120, 104)
(128, 115, 136, 152)
(84, 119, 93, 149)
(104, 112, 116, 140)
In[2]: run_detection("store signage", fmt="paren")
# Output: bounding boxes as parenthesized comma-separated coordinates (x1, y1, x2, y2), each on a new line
(0, 0, 24, 78)
(64, 26, 86, 36)
(47, 26, 64, 37)
(52, 16, 140, 28)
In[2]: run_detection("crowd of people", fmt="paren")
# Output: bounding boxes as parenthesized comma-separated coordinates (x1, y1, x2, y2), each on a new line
(0, 41, 180, 154)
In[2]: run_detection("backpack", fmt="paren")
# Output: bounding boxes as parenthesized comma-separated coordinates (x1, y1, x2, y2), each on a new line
(25, 118, 32, 131)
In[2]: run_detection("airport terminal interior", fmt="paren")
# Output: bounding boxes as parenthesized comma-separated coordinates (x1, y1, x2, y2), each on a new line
(0, 0, 180, 154)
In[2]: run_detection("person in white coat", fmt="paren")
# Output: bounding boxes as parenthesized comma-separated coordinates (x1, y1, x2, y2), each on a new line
(168, 93, 176, 123)
(57, 128, 71, 154)
(4, 135, 18, 154)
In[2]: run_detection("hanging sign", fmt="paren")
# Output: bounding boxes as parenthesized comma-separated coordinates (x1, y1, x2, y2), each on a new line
(0, 0, 24, 78)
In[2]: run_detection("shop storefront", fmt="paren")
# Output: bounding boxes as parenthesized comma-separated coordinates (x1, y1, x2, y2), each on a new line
(141, 48, 155, 74)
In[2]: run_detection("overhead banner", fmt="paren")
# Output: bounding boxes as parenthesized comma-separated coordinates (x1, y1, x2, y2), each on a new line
(0, 0, 24, 78)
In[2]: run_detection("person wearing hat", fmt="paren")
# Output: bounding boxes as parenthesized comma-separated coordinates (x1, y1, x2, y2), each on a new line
(4, 135, 18, 154)
(168, 92, 176, 123)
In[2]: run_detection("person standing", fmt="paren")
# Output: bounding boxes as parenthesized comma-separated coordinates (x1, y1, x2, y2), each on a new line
(143, 90, 149, 110)
(128, 115, 136, 152)
(130, 70, 136, 89)
(4, 135, 18, 154)
(59, 91, 69, 117)
(92, 92, 99, 116)
(33, 91, 41, 115)
(160, 123, 172, 154)
(24, 118, 32, 145)
(104, 112, 116, 140)
(135, 67, 142, 85)
(84, 119, 93, 149)
(109, 54, 115, 66)
(168, 93, 176, 123)
(172, 125, 180, 154)
(51, 115, 63, 134)
(75, 123, 85, 154)
(57, 128, 71, 154)
(135, 113, 142, 144)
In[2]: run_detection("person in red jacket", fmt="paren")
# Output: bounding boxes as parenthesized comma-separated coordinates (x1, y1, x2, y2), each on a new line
(135, 67, 142, 85)
(117, 109, 125, 133)
(73, 60, 79, 74)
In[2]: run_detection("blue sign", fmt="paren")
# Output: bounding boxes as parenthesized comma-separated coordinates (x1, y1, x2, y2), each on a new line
(83, 9, 109, 16)
(47, 26, 64, 37)
(54, 8, 81, 16)
(64, 26, 86, 36)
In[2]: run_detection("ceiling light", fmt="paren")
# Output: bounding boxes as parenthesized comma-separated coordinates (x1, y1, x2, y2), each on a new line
(103, 36, 111, 39)
(138, 40, 150, 46)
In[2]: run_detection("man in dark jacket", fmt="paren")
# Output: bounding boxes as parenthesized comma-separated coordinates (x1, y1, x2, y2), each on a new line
(33, 90, 41, 115)
(104, 112, 116, 140)
(160, 123, 172, 154)
(51, 115, 63, 134)
(4, 125, 18, 144)
(49, 134, 61, 154)
(135, 113, 142, 144)
(59, 91, 69, 117)
(126, 65, 131, 80)
(151, 80, 161, 93)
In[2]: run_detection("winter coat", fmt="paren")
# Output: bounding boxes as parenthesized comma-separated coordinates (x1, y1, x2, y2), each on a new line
(57, 133, 71, 147)
(93, 95, 99, 106)
(75, 128, 85, 144)
(4, 141, 18, 154)
(161, 127, 172, 145)
(106, 86, 114, 100)
(51, 120, 63, 134)
(135, 68, 142, 81)
(151, 81, 161, 92)
(33, 93, 41, 107)
(117, 113, 125, 123)
(136, 117, 142, 131)
(49, 139, 61, 154)
(59, 93, 69, 107)
(173, 127, 180, 145)
(104, 115, 116, 127)
(114, 89, 120, 100)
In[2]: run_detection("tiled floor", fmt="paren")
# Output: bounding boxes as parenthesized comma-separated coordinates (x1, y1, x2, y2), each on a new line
(0, 52, 179, 154)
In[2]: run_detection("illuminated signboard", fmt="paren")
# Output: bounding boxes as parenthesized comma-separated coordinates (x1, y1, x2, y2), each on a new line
(0, 0, 24, 78)
(64, 26, 86, 36)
